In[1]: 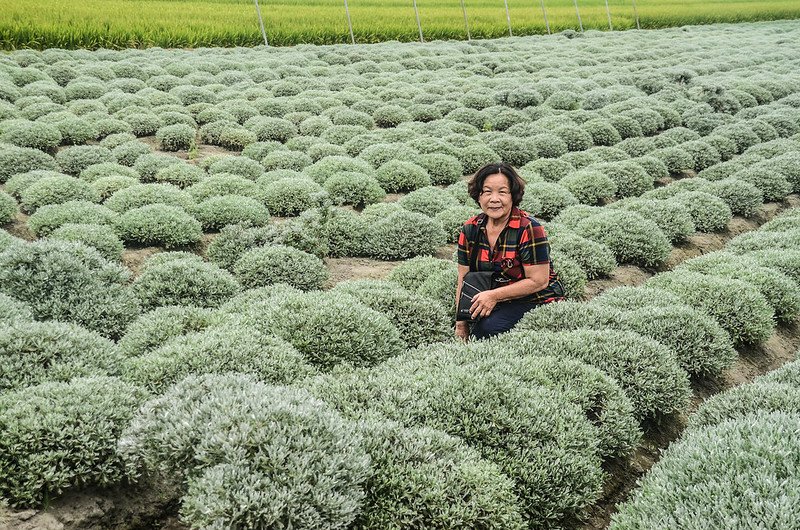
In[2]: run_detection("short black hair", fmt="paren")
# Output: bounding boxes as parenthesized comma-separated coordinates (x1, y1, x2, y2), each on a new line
(467, 162, 526, 207)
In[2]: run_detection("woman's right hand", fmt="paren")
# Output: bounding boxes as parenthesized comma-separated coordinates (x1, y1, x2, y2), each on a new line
(455, 321, 470, 342)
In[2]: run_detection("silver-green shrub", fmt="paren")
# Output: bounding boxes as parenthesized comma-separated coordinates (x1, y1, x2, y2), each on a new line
(399, 185, 460, 216)
(375, 159, 431, 193)
(192, 194, 270, 230)
(645, 270, 774, 345)
(120, 373, 368, 530)
(731, 166, 792, 202)
(0, 319, 123, 391)
(670, 190, 732, 232)
(609, 197, 695, 243)
(55, 145, 113, 175)
(20, 174, 99, 213)
(115, 204, 203, 248)
(0, 190, 17, 224)
(121, 322, 316, 394)
(587, 160, 652, 198)
(559, 169, 617, 205)
(0, 376, 146, 508)
(105, 182, 195, 213)
(520, 181, 578, 219)
(609, 412, 800, 530)
(49, 222, 124, 261)
(111, 140, 151, 166)
(133, 257, 241, 310)
(699, 177, 763, 217)
(688, 382, 800, 431)
(118, 305, 219, 357)
(27, 199, 116, 236)
(262, 177, 324, 216)
(0, 239, 139, 338)
(574, 209, 670, 268)
(0, 118, 61, 152)
(366, 209, 447, 260)
(233, 244, 328, 291)
(332, 279, 451, 348)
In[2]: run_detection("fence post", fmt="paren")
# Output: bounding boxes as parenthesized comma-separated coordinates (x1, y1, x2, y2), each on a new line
(573, 0, 584, 32)
(631, 0, 641, 29)
(343, 0, 355, 43)
(539, 0, 550, 34)
(461, 0, 471, 40)
(504, 0, 513, 37)
(604, 0, 613, 30)
(412, 0, 424, 42)
(254, 0, 268, 46)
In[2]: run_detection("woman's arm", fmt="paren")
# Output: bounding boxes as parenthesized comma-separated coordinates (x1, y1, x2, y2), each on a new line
(469, 263, 549, 320)
(455, 264, 470, 340)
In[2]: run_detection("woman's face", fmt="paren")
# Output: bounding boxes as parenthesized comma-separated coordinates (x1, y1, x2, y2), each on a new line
(478, 173, 513, 222)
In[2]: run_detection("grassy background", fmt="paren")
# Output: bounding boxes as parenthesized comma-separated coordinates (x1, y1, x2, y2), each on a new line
(2, 0, 800, 49)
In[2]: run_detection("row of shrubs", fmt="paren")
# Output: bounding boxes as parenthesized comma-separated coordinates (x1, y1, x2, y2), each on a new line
(610, 356, 800, 529)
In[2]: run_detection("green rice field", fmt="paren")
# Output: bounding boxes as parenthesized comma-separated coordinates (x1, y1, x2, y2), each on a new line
(2, 0, 800, 48)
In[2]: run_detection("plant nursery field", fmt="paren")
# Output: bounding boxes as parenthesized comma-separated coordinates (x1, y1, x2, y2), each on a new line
(3, 0, 800, 48)
(2, 18, 800, 530)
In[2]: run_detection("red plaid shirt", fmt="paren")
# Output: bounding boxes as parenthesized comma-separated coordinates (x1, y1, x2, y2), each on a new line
(457, 207, 565, 304)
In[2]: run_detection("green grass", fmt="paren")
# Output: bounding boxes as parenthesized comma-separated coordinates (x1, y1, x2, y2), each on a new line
(2, 0, 800, 49)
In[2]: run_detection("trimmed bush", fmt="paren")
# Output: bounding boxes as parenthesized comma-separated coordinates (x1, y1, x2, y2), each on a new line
(243, 116, 297, 142)
(223, 290, 405, 370)
(559, 169, 617, 205)
(332, 279, 451, 348)
(366, 209, 447, 260)
(0, 145, 56, 183)
(521, 182, 578, 219)
(731, 166, 792, 202)
(20, 174, 98, 213)
(0, 376, 146, 508)
(351, 418, 526, 530)
(233, 244, 328, 291)
(187, 173, 265, 203)
(152, 163, 203, 188)
(458, 144, 501, 174)
(609, 412, 800, 530)
(192, 195, 270, 231)
(417, 266, 459, 309)
(323, 171, 385, 208)
(0, 292, 33, 323)
(416, 153, 463, 185)
(105, 182, 195, 213)
(208, 155, 264, 180)
(491, 329, 691, 419)
(111, 140, 151, 166)
(122, 322, 316, 394)
(436, 205, 481, 243)
(671, 191, 732, 232)
(549, 232, 617, 279)
(80, 161, 139, 182)
(522, 158, 575, 182)
(260, 149, 313, 171)
(551, 252, 588, 299)
(133, 152, 183, 181)
(574, 210, 671, 268)
(115, 204, 203, 248)
(262, 178, 324, 217)
(745, 249, 800, 284)
(0, 118, 61, 152)
(700, 178, 763, 217)
(119, 374, 368, 530)
(375, 160, 431, 193)
(55, 145, 113, 175)
(27, 200, 116, 236)
(0, 190, 18, 224)
(132, 258, 240, 311)
(0, 320, 122, 391)
(688, 382, 800, 431)
(49, 222, 124, 261)
(591, 286, 683, 311)
(588, 161, 652, 198)
(610, 198, 695, 243)
(0, 240, 139, 338)
(118, 305, 219, 358)
(399, 185, 460, 216)
(646, 271, 774, 345)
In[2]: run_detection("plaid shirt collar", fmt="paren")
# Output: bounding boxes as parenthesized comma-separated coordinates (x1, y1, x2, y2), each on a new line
(476, 206, 524, 231)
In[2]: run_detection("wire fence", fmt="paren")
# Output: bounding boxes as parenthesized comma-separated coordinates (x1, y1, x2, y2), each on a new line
(253, 0, 642, 46)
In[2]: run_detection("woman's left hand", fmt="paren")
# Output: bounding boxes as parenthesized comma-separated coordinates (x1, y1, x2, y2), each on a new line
(470, 290, 497, 320)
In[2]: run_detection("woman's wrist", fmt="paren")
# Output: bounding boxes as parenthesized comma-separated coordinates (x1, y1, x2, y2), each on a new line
(455, 321, 469, 328)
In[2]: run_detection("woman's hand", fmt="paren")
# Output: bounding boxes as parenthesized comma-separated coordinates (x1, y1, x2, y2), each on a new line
(470, 290, 497, 320)
(455, 321, 470, 341)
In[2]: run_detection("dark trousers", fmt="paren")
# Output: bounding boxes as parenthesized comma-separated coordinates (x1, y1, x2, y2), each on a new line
(470, 299, 540, 340)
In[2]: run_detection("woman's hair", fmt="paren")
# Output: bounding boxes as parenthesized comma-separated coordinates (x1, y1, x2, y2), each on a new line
(467, 162, 526, 206)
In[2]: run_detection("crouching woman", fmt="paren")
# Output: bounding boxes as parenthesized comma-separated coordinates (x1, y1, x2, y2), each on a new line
(455, 162, 565, 341)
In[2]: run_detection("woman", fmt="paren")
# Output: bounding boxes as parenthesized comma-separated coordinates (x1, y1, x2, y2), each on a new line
(455, 162, 565, 341)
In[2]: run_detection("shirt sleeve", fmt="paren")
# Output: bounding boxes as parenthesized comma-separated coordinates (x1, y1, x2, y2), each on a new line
(517, 221, 550, 265)
(457, 226, 469, 266)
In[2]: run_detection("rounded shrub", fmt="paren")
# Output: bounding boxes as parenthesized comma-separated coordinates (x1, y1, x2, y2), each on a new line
(366, 209, 447, 260)
(416, 153, 463, 185)
(118, 305, 219, 358)
(243, 116, 297, 142)
(115, 204, 203, 248)
(351, 418, 526, 530)
(375, 160, 431, 193)
(591, 285, 683, 312)
(699, 178, 763, 217)
(574, 210, 671, 268)
(122, 322, 316, 394)
(0, 144, 55, 184)
(80, 161, 140, 182)
(55, 145, 113, 175)
(105, 182, 195, 213)
(688, 383, 800, 431)
(0, 291, 33, 324)
(119, 373, 368, 530)
(745, 249, 800, 284)
(609, 412, 800, 530)
(303, 155, 374, 185)
(192, 194, 270, 230)
(458, 144, 501, 175)
(551, 252, 588, 299)
(671, 191, 732, 232)
(20, 174, 99, 213)
(0, 319, 123, 392)
(386, 256, 456, 293)
(208, 155, 264, 180)
(559, 169, 617, 204)
(27, 200, 116, 236)
(610, 198, 695, 243)
(332, 279, 451, 348)
(0, 190, 18, 224)
(588, 160, 652, 198)
(0, 118, 61, 152)
(645, 271, 774, 345)
(260, 149, 313, 172)
(132, 258, 240, 311)
(152, 163, 203, 188)
(49, 222, 124, 261)
(0, 239, 139, 338)
(436, 205, 481, 243)
(549, 232, 617, 279)
(262, 178, 324, 217)
(399, 186, 460, 216)
(323, 172, 385, 208)
(153, 123, 195, 151)
(111, 140, 151, 166)
(731, 166, 792, 202)
(233, 244, 328, 291)
(0, 376, 146, 508)
(522, 158, 575, 182)
(521, 182, 578, 219)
